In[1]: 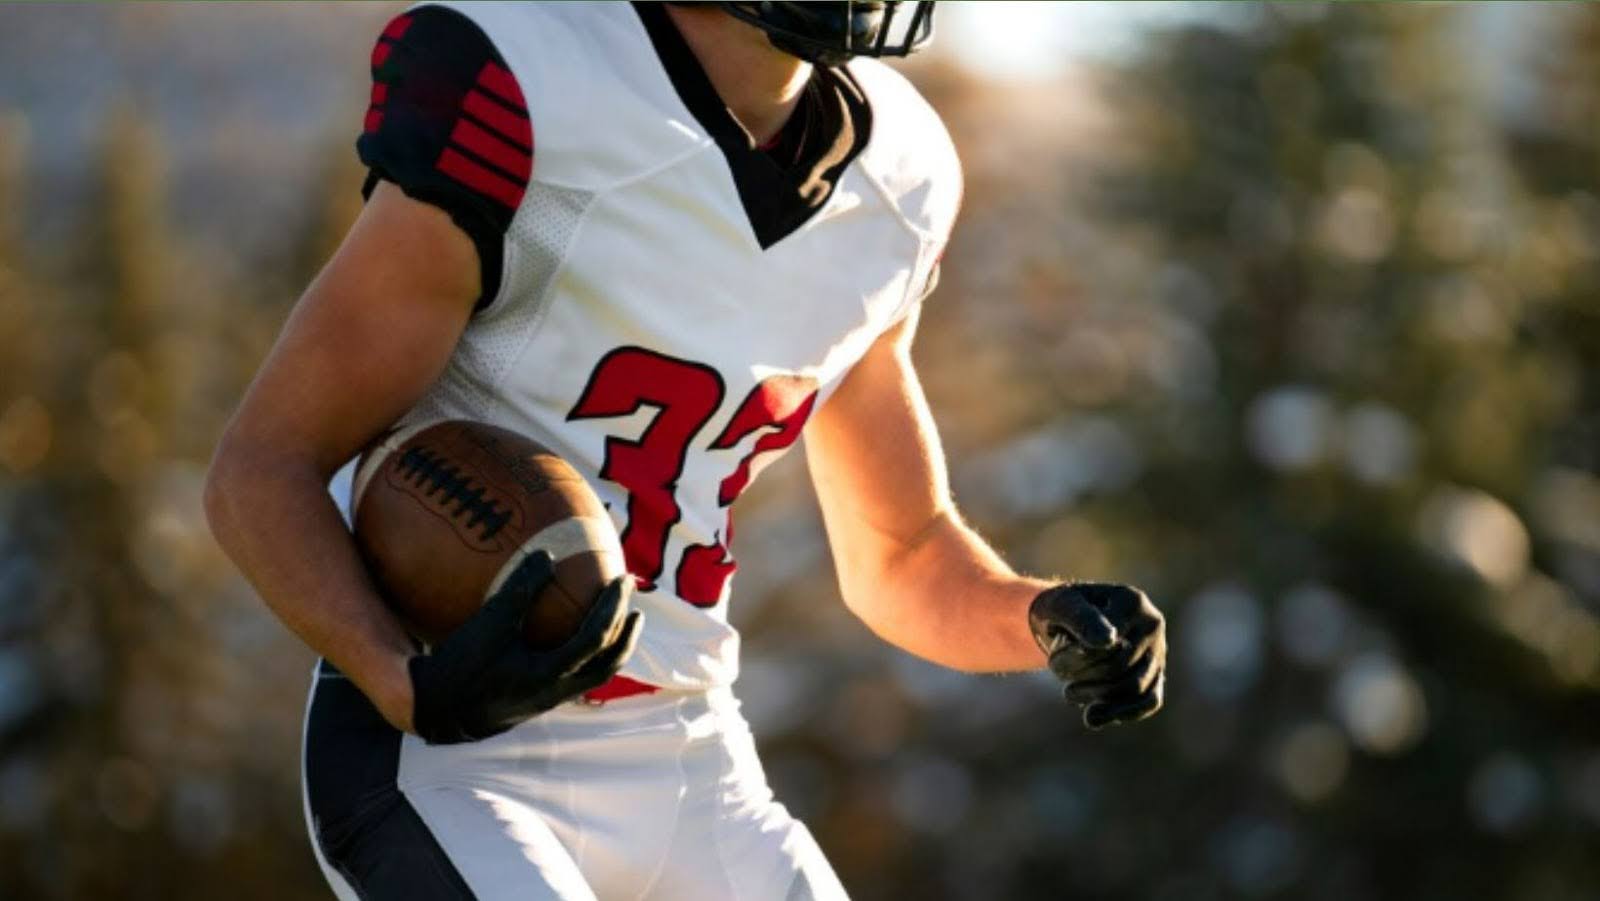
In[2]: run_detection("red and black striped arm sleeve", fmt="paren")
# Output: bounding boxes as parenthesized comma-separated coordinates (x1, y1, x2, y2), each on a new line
(358, 6, 532, 310)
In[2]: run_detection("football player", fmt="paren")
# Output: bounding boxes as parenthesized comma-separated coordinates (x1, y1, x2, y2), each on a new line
(204, 2, 1168, 899)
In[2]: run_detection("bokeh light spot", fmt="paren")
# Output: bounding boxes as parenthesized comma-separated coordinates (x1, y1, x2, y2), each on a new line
(1275, 721, 1350, 803)
(1331, 652, 1428, 755)
(1275, 582, 1351, 668)
(1467, 752, 1544, 835)
(1416, 486, 1530, 589)
(1340, 402, 1417, 485)
(1315, 186, 1395, 264)
(1183, 583, 1265, 701)
(1246, 387, 1335, 472)
(1210, 815, 1304, 897)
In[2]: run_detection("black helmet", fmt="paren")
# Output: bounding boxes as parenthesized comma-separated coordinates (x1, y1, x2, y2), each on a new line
(719, 2, 936, 66)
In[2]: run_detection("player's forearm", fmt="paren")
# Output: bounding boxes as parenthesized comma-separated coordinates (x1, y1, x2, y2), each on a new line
(840, 510, 1048, 673)
(203, 444, 415, 725)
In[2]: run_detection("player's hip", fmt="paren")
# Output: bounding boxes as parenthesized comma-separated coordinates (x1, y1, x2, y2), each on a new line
(300, 660, 844, 900)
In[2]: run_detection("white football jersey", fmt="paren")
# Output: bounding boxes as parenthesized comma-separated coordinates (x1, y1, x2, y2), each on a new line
(347, 1, 961, 691)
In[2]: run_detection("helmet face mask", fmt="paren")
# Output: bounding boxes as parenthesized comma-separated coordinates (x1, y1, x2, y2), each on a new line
(718, 2, 936, 66)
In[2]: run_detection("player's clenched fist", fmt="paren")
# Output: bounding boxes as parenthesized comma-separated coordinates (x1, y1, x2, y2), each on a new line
(408, 551, 643, 745)
(1029, 582, 1167, 730)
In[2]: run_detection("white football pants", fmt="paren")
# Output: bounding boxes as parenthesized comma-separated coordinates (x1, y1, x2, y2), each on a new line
(301, 661, 847, 901)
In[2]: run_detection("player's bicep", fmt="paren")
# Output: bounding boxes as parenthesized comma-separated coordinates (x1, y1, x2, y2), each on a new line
(805, 306, 954, 571)
(221, 182, 479, 474)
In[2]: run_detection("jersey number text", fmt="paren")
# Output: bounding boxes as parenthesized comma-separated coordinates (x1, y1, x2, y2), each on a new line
(568, 347, 818, 607)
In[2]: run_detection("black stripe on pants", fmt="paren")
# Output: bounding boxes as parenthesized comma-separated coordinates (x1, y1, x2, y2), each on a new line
(304, 659, 476, 900)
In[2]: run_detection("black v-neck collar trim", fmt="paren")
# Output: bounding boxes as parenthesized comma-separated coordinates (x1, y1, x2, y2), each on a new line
(631, 1, 872, 250)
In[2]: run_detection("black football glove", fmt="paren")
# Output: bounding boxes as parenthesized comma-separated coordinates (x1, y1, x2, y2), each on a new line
(1029, 582, 1166, 730)
(408, 550, 642, 744)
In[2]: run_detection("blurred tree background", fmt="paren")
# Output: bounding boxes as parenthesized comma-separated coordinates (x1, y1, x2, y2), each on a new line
(0, 4, 1596, 900)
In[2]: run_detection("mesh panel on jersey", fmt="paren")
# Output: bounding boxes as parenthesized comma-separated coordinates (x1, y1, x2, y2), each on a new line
(479, 181, 595, 368)
(405, 181, 596, 425)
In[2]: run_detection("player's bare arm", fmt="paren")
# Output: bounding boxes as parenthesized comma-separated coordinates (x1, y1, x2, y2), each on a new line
(808, 305, 1167, 727)
(204, 184, 636, 739)
(807, 306, 1044, 670)
(205, 185, 474, 732)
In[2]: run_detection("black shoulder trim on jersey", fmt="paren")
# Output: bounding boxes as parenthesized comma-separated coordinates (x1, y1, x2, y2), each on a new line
(631, 2, 872, 251)
(357, 5, 533, 311)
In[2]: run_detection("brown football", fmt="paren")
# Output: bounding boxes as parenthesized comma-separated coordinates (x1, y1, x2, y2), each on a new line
(350, 419, 625, 650)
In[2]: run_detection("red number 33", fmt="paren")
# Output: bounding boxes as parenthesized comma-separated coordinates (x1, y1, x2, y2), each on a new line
(567, 347, 818, 607)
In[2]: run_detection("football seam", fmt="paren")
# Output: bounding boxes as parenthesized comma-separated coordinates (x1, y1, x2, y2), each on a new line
(390, 447, 516, 544)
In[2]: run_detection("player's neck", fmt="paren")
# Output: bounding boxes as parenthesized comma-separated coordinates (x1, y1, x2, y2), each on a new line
(664, 4, 813, 146)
